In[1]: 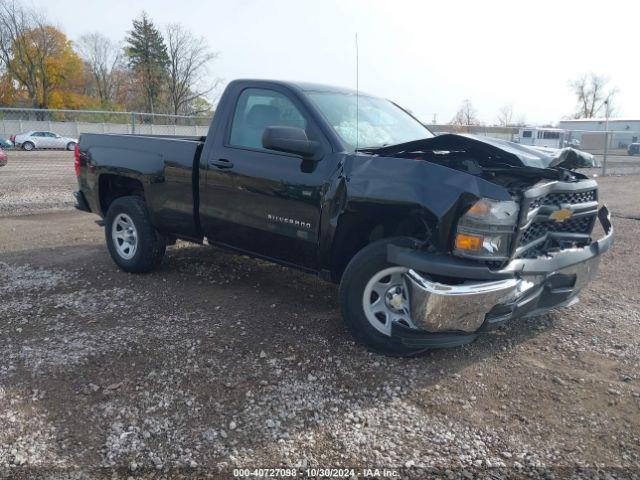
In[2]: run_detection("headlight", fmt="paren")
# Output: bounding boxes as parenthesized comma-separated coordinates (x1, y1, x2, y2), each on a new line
(454, 198, 519, 260)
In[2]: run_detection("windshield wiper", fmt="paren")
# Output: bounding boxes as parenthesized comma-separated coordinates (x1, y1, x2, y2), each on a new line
(356, 142, 395, 153)
(356, 137, 435, 155)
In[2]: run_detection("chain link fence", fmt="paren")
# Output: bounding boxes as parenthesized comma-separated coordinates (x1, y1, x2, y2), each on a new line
(429, 124, 639, 176)
(0, 107, 212, 139)
(0, 107, 636, 177)
(561, 129, 640, 176)
(0, 108, 209, 215)
(562, 129, 635, 154)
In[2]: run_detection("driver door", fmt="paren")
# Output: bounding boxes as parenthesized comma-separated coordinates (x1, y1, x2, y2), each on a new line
(200, 87, 329, 270)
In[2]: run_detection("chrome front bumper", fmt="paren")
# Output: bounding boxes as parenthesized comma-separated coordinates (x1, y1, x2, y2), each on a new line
(406, 272, 532, 332)
(404, 256, 600, 333)
(400, 205, 612, 334)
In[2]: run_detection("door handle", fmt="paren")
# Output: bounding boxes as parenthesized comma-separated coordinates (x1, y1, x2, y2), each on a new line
(209, 158, 234, 169)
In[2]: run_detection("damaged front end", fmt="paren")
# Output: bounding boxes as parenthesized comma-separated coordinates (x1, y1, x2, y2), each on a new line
(350, 134, 612, 349)
(389, 205, 610, 348)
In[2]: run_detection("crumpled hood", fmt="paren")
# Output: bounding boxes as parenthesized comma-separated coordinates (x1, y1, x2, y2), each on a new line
(362, 133, 599, 170)
(459, 134, 599, 169)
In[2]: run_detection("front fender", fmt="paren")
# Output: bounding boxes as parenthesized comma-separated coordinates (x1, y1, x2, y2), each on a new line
(318, 155, 512, 280)
(345, 154, 511, 251)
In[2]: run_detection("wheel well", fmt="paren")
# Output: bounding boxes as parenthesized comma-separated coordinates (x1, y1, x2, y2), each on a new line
(330, 207, 435, 283)
(99, 175, 145, 215)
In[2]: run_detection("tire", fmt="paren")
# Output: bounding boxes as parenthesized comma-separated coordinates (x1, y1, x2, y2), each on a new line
(339, 237, 425, 356)
(105, 196, 166, 273)
(66, 142, 76, 151)
(22, 141, 34, 151)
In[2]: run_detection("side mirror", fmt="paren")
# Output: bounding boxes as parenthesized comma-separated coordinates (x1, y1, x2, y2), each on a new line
(262, 126, 321, 160)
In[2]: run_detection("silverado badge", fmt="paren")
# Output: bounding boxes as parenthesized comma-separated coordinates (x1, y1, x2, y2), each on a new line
(267, 214, 312, 229)
(549, 209, 573, 222)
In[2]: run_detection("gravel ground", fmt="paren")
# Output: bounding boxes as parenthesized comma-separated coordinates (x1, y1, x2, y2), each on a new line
(0, 150, 76, 216)
(0, 152, 639, 479)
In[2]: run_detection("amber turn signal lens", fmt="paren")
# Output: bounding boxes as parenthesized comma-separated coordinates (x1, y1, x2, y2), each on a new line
(455, 233, 483, 252)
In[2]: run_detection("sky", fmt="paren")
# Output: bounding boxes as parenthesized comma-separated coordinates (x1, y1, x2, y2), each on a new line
(30, 0, 640, 125)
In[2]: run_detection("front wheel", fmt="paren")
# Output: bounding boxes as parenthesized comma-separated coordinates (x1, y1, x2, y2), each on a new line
(66, 142, 76, 151)
(22, 141, 34, 151)
(339, 237, 425, 356)
(105, 196, 166, 273)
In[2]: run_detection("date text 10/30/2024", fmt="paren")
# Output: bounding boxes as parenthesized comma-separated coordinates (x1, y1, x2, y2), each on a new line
(232, 468, 400, 478)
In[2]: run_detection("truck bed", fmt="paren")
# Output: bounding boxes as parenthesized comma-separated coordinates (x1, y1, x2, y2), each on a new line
(77, 133, 205, 240)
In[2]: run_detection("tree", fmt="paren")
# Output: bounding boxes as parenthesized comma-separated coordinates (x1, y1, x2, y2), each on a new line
(20, 26, 90, 109)
(0, 72, 17, 104)
(0, 2, 91, 109)
(0, 0, 48, 107)
(450, 99, 479, 126)
(497, 104, 514, 126)
(77, 32, 123, 107)
(125, 12, 169, 113)
(165, 23, 219, 116)
(189, 96, 214, 116)
(569, 73, 617, 118)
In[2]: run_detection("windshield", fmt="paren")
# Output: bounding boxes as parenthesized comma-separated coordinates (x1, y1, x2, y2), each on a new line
(305, 91, 433, 150)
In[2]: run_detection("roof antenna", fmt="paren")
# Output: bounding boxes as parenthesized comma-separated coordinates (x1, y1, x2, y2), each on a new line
(355, 32, 359, 152)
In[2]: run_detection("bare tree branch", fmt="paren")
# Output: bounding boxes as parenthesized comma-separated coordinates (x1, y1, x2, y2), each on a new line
(165, 23, 219, 116)
(77, 32, 123, 107)
(569, 73, 618, 118)
(450, 99, 479, 127)
(496, 104, 514, 127)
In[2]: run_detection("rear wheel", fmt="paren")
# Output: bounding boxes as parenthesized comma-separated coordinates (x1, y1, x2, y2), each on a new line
(339, 237, 425, 356)
(105, 196, 166, 273)
(22, 141, 34, 151)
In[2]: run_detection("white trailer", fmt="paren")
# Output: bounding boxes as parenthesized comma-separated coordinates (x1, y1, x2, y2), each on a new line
(517, 127, 567, 148)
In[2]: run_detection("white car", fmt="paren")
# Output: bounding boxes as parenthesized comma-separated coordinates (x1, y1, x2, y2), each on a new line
(14, 131, 78, 151)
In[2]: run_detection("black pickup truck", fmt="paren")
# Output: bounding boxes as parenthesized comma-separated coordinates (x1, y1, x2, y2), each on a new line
(74, 79, 613, 355)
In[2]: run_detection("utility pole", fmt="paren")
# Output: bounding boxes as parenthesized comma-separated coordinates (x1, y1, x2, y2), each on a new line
(602, 100, 609, 176)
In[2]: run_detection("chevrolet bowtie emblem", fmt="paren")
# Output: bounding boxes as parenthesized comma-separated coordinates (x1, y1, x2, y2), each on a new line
(549, 208, 573, 222)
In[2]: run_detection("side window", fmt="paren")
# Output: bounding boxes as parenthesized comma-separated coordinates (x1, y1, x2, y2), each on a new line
(32, 132, 43, 137)
(522, 130, 532, 138)
(229, 88, 307, 150)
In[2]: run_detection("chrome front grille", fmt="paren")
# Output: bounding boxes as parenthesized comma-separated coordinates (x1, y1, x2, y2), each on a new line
(519, 215, 595, 245)
(529, 189, 597, 210)
(515, 181, 599, 258)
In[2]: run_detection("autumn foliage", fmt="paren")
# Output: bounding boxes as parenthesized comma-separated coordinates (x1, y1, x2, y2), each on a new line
(5, 26, 97, 109)
(0, 2, 217, 114)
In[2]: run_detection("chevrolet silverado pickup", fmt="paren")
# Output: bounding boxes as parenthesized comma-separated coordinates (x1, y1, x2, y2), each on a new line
(74, 79, 613, 355)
